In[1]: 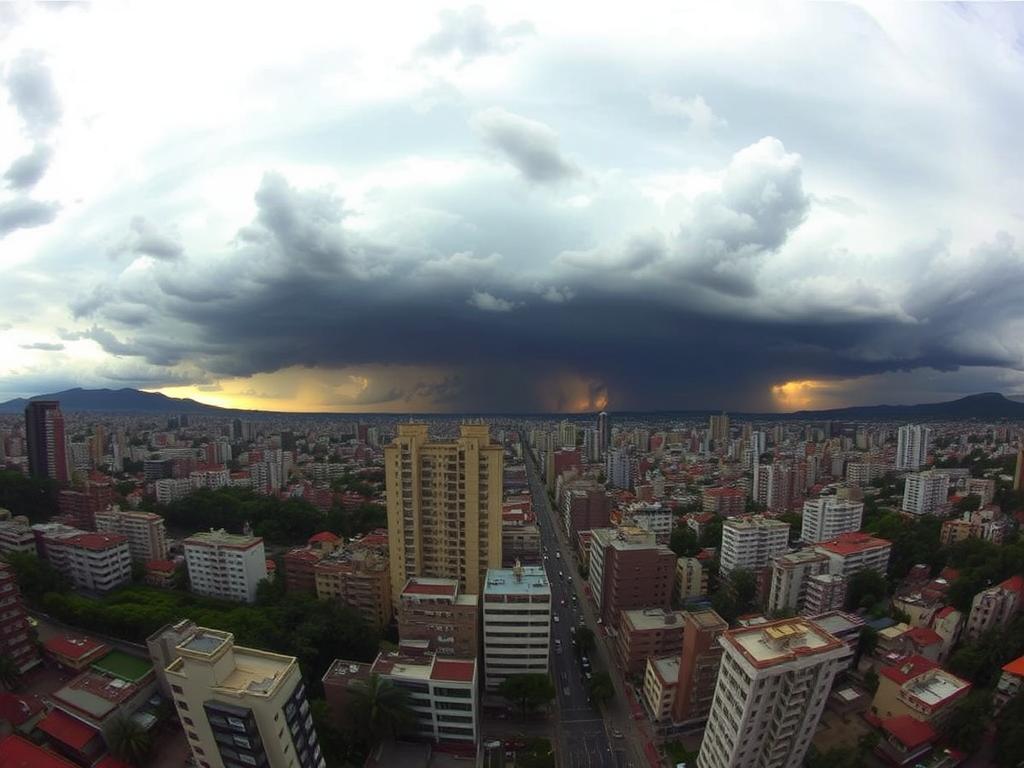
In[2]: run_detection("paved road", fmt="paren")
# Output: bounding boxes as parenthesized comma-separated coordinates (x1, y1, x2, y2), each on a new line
(524, 444, 639, 768)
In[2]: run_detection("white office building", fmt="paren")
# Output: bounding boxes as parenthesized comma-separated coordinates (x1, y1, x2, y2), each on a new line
(720, 516, 790, 577)
(483, 564, 551, 690)
(902, 471, 950, 516)
(896, 425, 931, 471)
(184, 529, 268, 603)
(698, 619, 847, 768)
(800, 498, 863, 544)
(155, 477, 192, 505)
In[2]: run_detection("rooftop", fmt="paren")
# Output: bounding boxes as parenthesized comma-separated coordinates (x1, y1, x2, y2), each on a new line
(90, 650, 153, 683)
(402, 577, 459, 599)
(371, 652, 476, 684)
(725, 618, 844, 668)
(52, 669, 145, 719)
(622, 608, 684, 631)
(882, 715, 937, 750)
(1003, 655, 1024, 677)
(184, 529, 262, 548)
(65, 532, 128, 551)
(179, 628, 231, 656)
(484, 566, 550, 595)
(651, 655, 681, 683)
(901, 670, 970, 707)
(0, 733, 81, 768)
(724, 515, 789, 531)
(808, 611, 864, 636)
(880, 655, 939, 685)
(816, 532, 892, 556)
(686, 608, 728, 630)
(44, 634, 108, 662)
(37, 708, 101, 750)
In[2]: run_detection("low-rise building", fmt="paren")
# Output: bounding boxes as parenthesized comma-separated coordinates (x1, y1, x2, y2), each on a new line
(995, 655, 1024, 713)
(43, 634, 109, 672)
(675, 556, 708, 602)
(807, 611, 865, 670)
(701, 487, 745, 517)
(871, 655, 971, 727)
(397, 577, 479, 658)
(0, 518, 36, 556)
(617, 608, 685, 675)
(672, 609, 728, 726)
(802, 573, 847, 615)
(37, 529, 132, 594)
(323, 652, 478, 747)
(642, 656, 680, 724)
(767, 550, 830, 616)
(965, 574, 1024, 640)
(314, 541, 392, 630)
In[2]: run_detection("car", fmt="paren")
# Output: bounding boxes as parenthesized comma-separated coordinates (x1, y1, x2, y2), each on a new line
(611, 729, 624, 739)
(558, 571, 564, 578)
(561, 599, 566, 606)
(578, 617, 586, 626)
(567, 576, 572, 583)
(553, 614, 560, 623)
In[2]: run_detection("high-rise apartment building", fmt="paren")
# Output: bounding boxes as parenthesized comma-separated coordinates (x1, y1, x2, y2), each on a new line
(605, 447, 633, 490)
(709, 413, 730, 446)
(166, 627, 324, 768)
(719, 516, 790, 577)
(814, 532, 892, 580)
(902, 471, 950, 516)
(896, 425, 931, 471)
(767, 550, 831, 616)
(0, 561, 41, 673)
(184, 529, 268, 603)
(800, 497, 863, 543)
(313, 541, 393, 631)
(384, 424, 503, 601)
(673, 609, 728, 725)
(94, 506, 168, 562)
(597, 411, 610, 457)
(802, 574, 847, 616)
(25, 400, 70, 483)
(482, 564, 551, 690)
(35, 527, 132, 593)
(698, 619, 847, 768)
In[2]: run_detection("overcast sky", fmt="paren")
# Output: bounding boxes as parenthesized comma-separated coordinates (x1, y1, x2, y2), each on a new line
(2, 2, 1023, 413)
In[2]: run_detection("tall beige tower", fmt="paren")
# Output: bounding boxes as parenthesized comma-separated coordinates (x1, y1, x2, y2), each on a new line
(385, 423, 503, 601)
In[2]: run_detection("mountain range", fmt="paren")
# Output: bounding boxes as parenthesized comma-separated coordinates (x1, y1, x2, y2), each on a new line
(3, 388, 1024, 420)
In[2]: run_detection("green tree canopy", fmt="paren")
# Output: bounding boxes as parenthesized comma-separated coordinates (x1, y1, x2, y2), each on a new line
(575, 626, 596, 656)
(844, 569, 888, 612)
(349, 674, 415, 746)
(587, 671, 614, 706)
(107, 715, 152, 767)
(497, 674, 556, 717)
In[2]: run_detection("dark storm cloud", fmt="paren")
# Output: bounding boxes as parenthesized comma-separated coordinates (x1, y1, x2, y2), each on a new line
(4, 143, 53, 190)
(473, 108, 580, 184)
(65, 164, 1024, 411)
(417, 5, 534, 63)
(0, 196, 59, 237)
(5, 50, 62, 138)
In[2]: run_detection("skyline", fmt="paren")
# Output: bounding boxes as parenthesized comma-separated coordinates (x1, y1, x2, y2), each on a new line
(3, 3, 1024, 413)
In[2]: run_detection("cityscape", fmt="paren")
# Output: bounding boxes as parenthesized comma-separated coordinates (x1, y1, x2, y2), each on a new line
(2, 3, 1024, 768)
(1, 399, 1024, 768)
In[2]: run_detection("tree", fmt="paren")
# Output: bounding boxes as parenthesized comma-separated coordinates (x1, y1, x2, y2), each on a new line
(497, 674, 556, 717)
(349, 674, 414, 745)
(0, 470, 59, 522)
(107, 715, 152, 767)
(955, 493, 982, 514)
(945, 690, 992, 753)
(698, 516, 723, 549)
(587, 671, 614, 706)
(996, 693, 1024, 767)
(576, 627, 596, 656)
(0, 654, 20, 691)
(670, 526, 699, 558)
(518, 737, 555, 768)
(1, 552, 66, 604)
(844, 569, 888, 612)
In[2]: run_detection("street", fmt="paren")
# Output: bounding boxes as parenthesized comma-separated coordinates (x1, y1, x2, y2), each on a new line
(524, 444, 643, 768)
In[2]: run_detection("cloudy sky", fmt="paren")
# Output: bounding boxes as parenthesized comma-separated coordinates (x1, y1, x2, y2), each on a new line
(2, 2, 1023, 413)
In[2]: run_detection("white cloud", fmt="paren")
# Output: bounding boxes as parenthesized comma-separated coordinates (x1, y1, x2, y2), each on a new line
(468, 290, 516, 312)
(650, 92, 727, 136)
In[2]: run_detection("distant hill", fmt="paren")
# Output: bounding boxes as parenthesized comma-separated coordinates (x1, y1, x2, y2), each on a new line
(0, 387, 237, 415)
(2, 387, 1024, 420)
(785, 392, 1024, 421)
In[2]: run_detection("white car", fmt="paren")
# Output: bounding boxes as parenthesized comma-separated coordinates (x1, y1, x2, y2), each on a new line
(553, 614, 560, 623)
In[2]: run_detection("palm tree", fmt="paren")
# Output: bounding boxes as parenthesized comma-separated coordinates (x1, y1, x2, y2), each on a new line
(107, 715, 151, 767)
(0, 654, 19, 691)
(349, 674, 414, 746)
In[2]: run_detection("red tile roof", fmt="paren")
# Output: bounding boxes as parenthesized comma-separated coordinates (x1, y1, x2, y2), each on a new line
(95, 757, 132, 768)
(934, 605, 956, 619)
(308, 531, 341, 544)
(0, 734, 80, 768)
(65, 533, 128, 551)
(1002, 655, 1024, 677)
(145, 559, 178, 573)
(37, 709, 101, 751)
(905, 626, 943, 647)
(882, 715, 937, 750)
(816, 532, 892, 556)
(0, 692, 44, 726)
(880, 655, 939, 685)
(44, 635, 108, 661)
(1000, 574, 1024, 594)
(431, 659, 475, 683)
